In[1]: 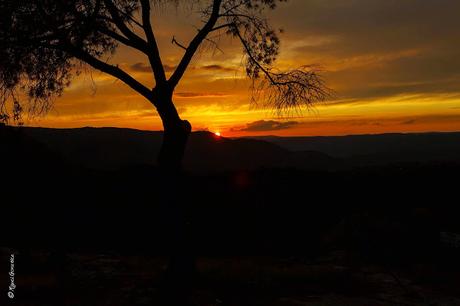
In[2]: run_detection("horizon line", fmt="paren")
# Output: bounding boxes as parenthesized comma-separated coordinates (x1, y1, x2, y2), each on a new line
(5, 124, 460, 139)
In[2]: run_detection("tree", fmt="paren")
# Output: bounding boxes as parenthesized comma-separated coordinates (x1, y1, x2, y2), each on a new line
(0, 0, 330, 170)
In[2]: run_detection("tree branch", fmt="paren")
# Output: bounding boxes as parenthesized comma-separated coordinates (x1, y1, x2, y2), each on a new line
(169, 0, 223, 88)
(68, 46, 154, 103)
(103, 0, 147, 51)
(234, 27, 277, 84)
(98, 27, 141, 50)
(211, 23, 234, 32)
(233, 28, 330, 111)
(140, 0, 166, 84)
(171, 36, 187, 50)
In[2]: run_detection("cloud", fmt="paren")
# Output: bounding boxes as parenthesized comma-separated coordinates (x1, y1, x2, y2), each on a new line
(35, 1, 460, 135)
(235, 120, 300, 132)
(130, 62, 176, 73)
(174, 92, 229, 98)
(130, 62, 151, 73)
(272, 0, 460, 100)
(402, 119, 416, 125)
(116, 2, 460, 103)
(163, 64, 177, 72)
(200, 65, 235, 72)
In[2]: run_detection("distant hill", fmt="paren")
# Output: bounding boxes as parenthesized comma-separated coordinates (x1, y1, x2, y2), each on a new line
(3, 124, 460, 252)
(11, 126, 338, 172)
(21, 127, 163, 170)
(3, 126, 460, 172)
(249, 133, 460, 167)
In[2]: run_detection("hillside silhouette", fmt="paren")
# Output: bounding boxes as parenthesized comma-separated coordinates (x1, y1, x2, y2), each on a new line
(10, 126, 339, 172)
(2, 124, 460, 305)
(13, 126, 460, 172)
(252, 132, 460, 165)
(3, 125, 459, 241)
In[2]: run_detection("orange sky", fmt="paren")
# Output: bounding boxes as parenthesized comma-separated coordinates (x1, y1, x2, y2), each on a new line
(25, 0, 460, 136)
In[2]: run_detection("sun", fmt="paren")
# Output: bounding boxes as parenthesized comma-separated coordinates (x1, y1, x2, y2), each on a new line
(214, 131, 221, 137)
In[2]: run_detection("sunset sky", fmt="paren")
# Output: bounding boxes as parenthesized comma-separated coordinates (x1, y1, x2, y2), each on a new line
(27, 0, 460, 137)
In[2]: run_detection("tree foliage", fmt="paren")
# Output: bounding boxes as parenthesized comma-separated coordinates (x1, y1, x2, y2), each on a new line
(0, 0, 330, 123)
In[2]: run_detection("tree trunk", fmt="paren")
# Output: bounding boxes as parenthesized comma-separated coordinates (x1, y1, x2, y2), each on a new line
(158, 119, 192, 171)
(155, 95, 195, 302)
(158, 119, 196, 286)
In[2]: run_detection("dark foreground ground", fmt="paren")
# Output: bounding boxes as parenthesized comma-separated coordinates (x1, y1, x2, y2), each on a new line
(1, 251, 460, 306)
(1, 164, 460, 305)
(1, 125, 460, 305)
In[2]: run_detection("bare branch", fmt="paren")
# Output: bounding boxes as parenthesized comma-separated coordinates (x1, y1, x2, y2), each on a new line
(67, 46, 154, 103)
(140, 0, 166, 84)
(103, 0, 147, 51)
(114, 5, 143, 29)
(171, 36, 187, 51)
(234, 27, 331, 112)
(169, 0, 223, 88)
(210, 23, 234, 32)
(1, 0, 331, 123)
(254, 66, 332, 114)
(98, 27, 141, 50)
(204, 37, 225, 55)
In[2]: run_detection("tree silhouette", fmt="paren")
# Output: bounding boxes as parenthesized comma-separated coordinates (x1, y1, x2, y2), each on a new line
(0, 0, 329, 169)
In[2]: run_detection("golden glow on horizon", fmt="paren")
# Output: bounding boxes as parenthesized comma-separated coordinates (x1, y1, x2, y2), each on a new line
(21, 1, 460, 136)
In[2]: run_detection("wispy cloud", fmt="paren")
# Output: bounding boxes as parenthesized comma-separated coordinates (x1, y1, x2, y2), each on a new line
(402, 119, 417, 125)
(200, 64, 236, 72)
(234, 120, 300, 132)
(130, 62, 176, 73)
(175, 92, 230, 98)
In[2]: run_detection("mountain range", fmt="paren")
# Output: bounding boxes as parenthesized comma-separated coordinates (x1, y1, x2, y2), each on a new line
(3, 125, 460, 173)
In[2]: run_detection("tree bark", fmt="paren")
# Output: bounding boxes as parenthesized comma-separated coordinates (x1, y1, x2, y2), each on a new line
(158, 119, 192, 171)
(155, 94, 195, 301)
(155, 91, 191, 171)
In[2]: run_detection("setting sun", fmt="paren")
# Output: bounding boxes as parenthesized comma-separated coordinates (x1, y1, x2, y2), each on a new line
(11, 1, 460, 137)
(2, 1, 460, 304)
